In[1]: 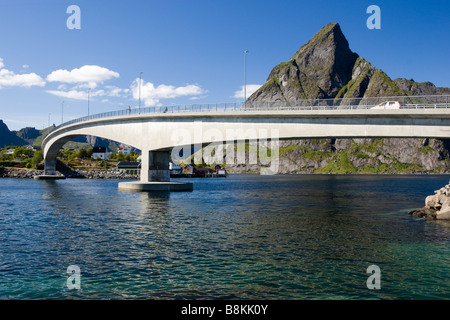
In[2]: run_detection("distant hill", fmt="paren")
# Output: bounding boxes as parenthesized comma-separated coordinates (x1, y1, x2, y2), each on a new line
(0, 120, 27, 148)
(15, 127, 41, 145)
(393, 78, 450, 96)
(31, 127, 55, 147)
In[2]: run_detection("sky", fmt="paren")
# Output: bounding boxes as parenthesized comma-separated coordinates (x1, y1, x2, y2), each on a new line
(0, 0, 449, 131)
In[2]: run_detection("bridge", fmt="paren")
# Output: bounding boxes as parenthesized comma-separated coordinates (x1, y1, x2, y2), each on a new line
(39, 95, 450, 191)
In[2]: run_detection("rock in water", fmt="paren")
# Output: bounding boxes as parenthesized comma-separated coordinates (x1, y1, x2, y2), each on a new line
(408, 207, 437, 219)
(409, 183, 450, 220)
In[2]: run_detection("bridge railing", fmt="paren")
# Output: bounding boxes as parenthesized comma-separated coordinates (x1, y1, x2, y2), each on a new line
(47, 94, 450, 135)
(243, 95, 450, 109)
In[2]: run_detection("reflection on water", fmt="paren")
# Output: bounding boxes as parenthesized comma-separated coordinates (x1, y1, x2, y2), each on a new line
(0, 175, 449, 299)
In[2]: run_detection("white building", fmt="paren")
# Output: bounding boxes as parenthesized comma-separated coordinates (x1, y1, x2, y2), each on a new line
(117, 147, 131, 155)
(92, 146, 112, 160)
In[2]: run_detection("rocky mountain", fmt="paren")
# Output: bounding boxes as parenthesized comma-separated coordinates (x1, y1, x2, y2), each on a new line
(15, 127, 41, 145)
(225, 22, 450, 174)
(249, 22, 406, 103)
(393, 78, 450, 96)
(0, 120, 27, 148)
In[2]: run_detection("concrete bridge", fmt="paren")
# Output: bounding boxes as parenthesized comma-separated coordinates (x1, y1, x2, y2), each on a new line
(39, 95, 450, 191)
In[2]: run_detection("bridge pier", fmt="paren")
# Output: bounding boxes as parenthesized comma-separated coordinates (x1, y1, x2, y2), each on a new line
(44, 157, 57, 176)
(118, 150, 193, 192)
(34, 156, 66, 180)
(141, 150, 170, 182)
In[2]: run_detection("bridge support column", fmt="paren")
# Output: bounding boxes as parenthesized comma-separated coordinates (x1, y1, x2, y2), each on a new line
(118, 149, 193, 192)
(140, 150, 170, 182)
(44, 157, 57, 176)
(33, 155, 66, 180)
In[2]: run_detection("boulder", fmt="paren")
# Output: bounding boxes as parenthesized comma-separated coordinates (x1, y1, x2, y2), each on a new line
(437, 209, 450, 220)
(408, 207, 437, 219)
(436, 199, 450, 220)
(411, 183, 450, 220)
(437, 192, 448, 206)
(425, 194, 438, 208)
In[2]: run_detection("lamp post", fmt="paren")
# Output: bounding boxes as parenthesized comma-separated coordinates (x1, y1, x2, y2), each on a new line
(139, 72, 143, 114)
(244, 50, 248, 109)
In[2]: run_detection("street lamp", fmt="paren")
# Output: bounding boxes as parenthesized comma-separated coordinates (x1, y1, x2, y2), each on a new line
(139, 72, 143, 114)
(244, 50, 248, 109)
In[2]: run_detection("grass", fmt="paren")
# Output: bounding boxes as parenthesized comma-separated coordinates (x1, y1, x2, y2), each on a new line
(303, 150, 333, 161)
(279, 145, 306, 156)
(360, 138, 384, 154)
(418, 145, 435, 154)
(315, 150, 357, 174)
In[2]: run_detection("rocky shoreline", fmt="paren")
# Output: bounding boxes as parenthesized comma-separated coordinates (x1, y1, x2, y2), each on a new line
(0, 167, 45, 178)
(409, 183, 450, 220)
(0, 167, 139, 180)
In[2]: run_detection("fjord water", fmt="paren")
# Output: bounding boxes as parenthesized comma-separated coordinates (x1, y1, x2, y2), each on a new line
(0, 174, 449, 300)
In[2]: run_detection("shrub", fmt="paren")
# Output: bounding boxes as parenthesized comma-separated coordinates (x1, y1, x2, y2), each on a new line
(31, 150, 44, 169)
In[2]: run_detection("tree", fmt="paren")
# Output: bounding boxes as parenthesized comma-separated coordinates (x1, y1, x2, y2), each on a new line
(31, 150, 44, 169)
(112, 151, 125, 161)
(78, 148, 88, 159)
(0, 150, 12, 161)
(13, 147, 33, 160)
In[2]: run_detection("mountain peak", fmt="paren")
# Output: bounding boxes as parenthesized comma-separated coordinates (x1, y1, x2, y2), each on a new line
(251, 22, 360, 102)
(249, 22, 414, 103)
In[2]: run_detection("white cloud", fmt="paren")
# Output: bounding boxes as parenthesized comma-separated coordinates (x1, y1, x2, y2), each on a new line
(46, 88, 106, 100)
(104, 85, 129, 98)
(131, 78, 207, 106)
(22, 64, 29, 69)
(45, 89, 88, 100)
(73, 82, 97, 90)
(46, 84, 129, 101)
(46, 65, 120, 87)
(0, 57, 46, 89)
(233, 84, 262, 99)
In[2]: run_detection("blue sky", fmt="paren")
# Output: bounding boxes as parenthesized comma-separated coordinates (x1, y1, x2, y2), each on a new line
(0, 0, 449, 130)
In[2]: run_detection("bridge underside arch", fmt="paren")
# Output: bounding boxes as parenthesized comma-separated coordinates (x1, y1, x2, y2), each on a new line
(43, 132, 141, 176)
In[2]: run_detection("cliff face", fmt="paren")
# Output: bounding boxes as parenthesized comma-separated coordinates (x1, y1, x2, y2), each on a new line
(226, 22, 450, 174)
(271, 138, 450, 174)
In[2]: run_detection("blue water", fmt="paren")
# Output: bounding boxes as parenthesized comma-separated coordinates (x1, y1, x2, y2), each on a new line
(0, 174, 449, 300)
